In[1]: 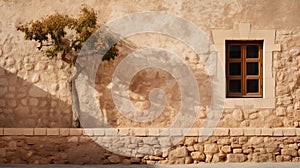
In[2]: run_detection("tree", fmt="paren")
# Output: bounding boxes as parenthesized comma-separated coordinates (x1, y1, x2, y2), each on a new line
(17, 7, 119, 127)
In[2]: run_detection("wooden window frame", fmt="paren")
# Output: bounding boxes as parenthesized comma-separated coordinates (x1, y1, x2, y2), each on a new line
(226, 40, 263, 98)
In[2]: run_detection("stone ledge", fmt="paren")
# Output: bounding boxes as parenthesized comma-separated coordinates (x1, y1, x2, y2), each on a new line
(230, 128, 243, 136)
(59, 128, 70, 136)
(213, 128, 229, 136)
(283, 128, 296, 136)
(148, 128, 160, 136)
(69, 128, 82, 136)
(34, 128, 46, 136)
(0, 128, 299, 137)
(274, 128, 284, 136)
(23, 128, 34, 135)
(93, 128, 104, 136)
(46, 128, 59, 136)
(261, 128, 273, 136)
(185, 128, 199, 136)
(243, 128, 261, 136)
(3, 128, 23, 135)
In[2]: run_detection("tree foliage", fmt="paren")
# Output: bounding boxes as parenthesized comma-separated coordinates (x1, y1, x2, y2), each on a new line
(16, 7, 118, 64)
(16, 7, 119, 128)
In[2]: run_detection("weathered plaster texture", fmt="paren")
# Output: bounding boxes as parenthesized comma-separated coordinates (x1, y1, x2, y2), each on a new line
(0, 0, 299, 128)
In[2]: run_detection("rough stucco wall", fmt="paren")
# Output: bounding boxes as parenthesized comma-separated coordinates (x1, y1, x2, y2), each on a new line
(0, 0, 299, 128)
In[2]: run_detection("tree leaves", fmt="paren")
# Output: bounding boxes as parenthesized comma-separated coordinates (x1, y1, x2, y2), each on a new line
(17, 7, 119, 64)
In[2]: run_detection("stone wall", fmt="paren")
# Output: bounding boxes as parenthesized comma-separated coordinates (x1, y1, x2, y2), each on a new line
(0, 0, 300, 164)
(1, 128, 300, 164)
(0, 67, 72, 127)
(0, 0, 299, 128)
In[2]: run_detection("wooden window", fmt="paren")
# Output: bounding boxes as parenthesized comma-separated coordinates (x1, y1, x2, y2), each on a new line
(226, 40, 263, 98)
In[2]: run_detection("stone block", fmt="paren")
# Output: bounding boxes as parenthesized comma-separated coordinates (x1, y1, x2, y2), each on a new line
(79, 136, 92, 143)
(108, 155, 121, 164)
(191, 151, 205, 161)
(243, 148, 252, 154)
(261, 128, 273, 136)
(185, 128, 199, 136)
(28, 86, 47, 97)
(248, 137, 264, 146)
(118, 128, 130, 136)
(105, 128, 118, 136)
(254, 128, 261, 136)
(296, 129, 300, 136)
(143, 137, 159, 145)
(193, 144, 204, 152)
(4, 128, 22, 135)
(158, 137, 171, 147)
(148, 128, 160, 136)
(59, 128, 70, 136)
(204, 143, 219, 154)
(47, 128, 59, 136)
(69, 128, 83, 136)
(232, 109, 244, 121)
(0, 128, 3, 135)
(34, 128, 46, 135)
(82, 128, 94, 136)
(169, 146, 188, 159)
(273, 128, 283, 136)
(29, 98, 39, 106)
(227, 154, 247, 162)
(276, 107, 287, 116)
(239, 137, 248, 144)
(283, 128, 296, 136)
(67, 136, 78, 143)
(169, 128, 182, 136)
(233, 148, 242, 154)
(232, 144, 242, 148)
(184, 137, 196, 146)
(221, 146, 231, 153)
(217, 138, 231, 145)
(133, 128, 147, 136)
(244, 128, 255, 136)
(159, 128, 170, 136)
(23, 128, 33, 135)
(137, 145, 154, 155)
(93, 129, 104, 136)
(187, 146, 195, 152)
(130, 157, 141, 163)
(281, 148, 298, 157)
(213, 128, 229, 136)
(230, 128, 243, 136)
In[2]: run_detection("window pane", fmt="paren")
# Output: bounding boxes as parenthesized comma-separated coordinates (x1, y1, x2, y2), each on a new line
(247, 80, 259, 93)
(247, 45, 259, 58)
(247, 62, 259, 75)
(229, 45, 241, 58)
(229, 63, 241, 75)
(229, 80, 241, 93)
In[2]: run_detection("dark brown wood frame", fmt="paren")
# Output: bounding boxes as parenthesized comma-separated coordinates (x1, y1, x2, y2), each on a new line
(226, 40, 263, 98)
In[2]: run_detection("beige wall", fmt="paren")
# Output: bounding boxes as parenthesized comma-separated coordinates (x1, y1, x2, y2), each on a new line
(0, 0, 299, 128)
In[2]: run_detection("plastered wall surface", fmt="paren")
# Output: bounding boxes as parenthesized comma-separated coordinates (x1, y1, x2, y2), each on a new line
(0, 0, 300, 164)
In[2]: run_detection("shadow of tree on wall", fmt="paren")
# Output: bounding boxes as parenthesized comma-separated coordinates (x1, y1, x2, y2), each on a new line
(0, 67, 72, 127)
(0, 68, 156, 165)
(0, 135, 156, 165)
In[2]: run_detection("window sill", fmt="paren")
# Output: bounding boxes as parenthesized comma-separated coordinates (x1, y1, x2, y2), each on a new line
(224, 98, 275, 109)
